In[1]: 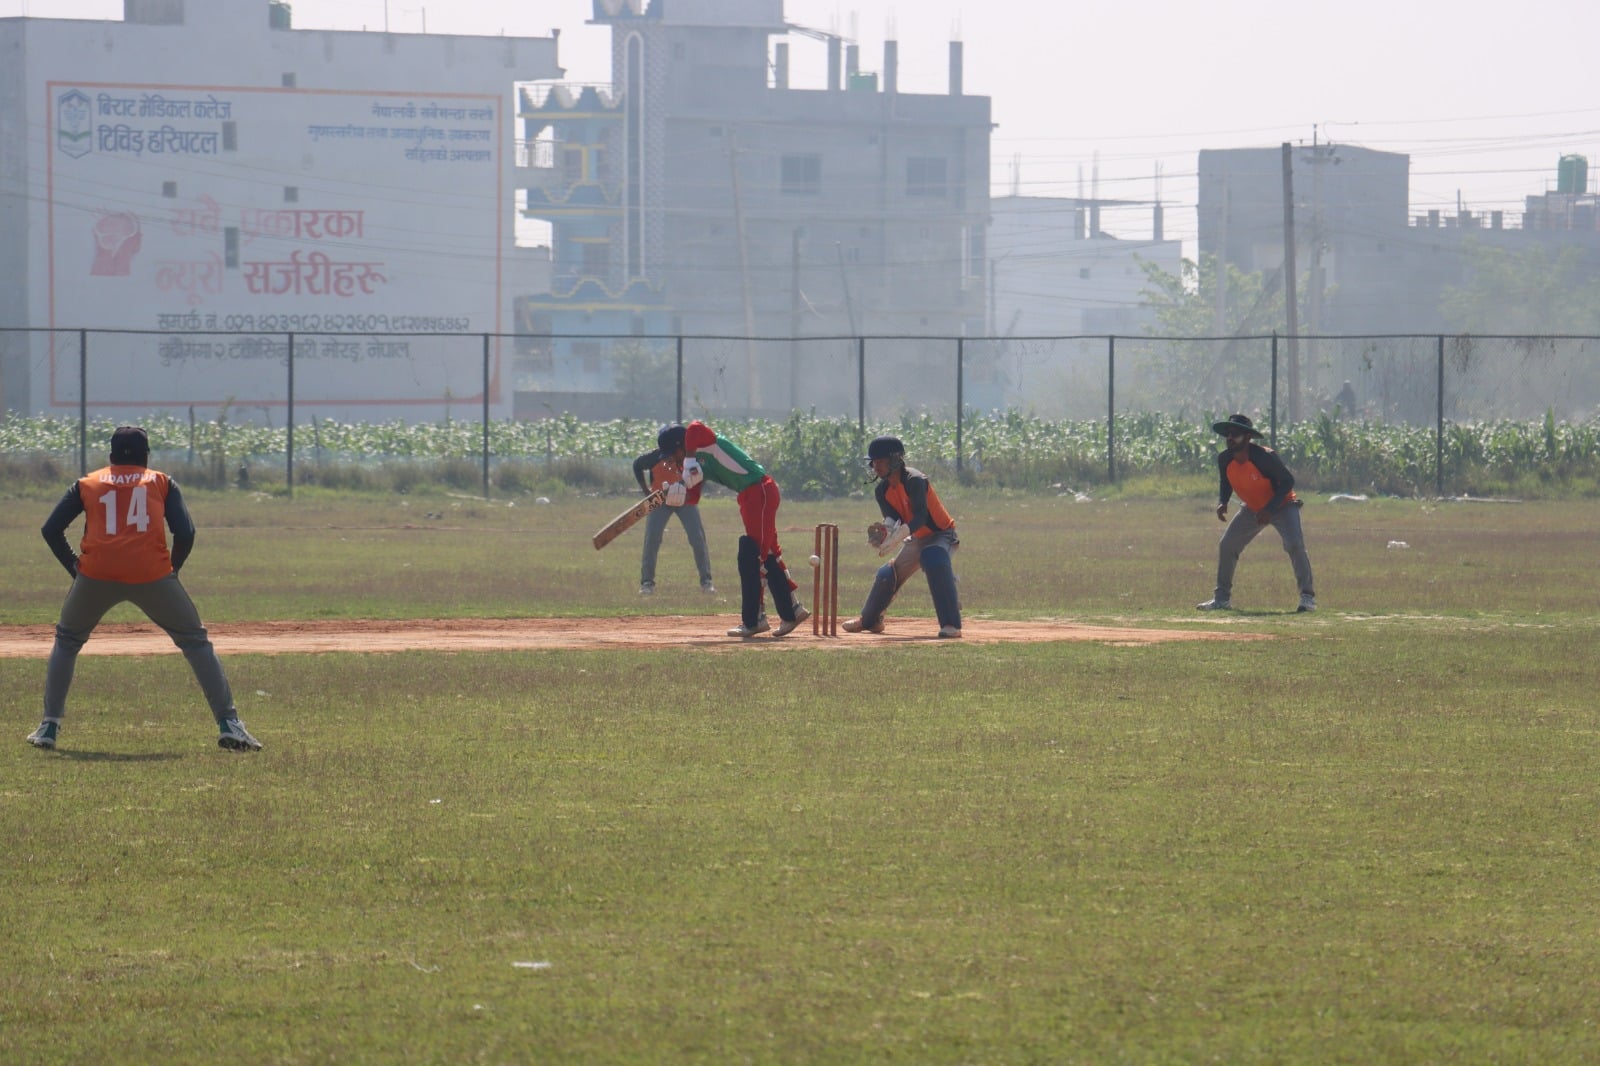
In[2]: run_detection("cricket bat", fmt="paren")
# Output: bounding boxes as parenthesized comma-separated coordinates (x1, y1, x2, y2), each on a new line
(592, 488, 666, 550)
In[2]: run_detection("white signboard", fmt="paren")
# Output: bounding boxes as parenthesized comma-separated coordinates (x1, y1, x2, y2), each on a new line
(46, 82, 504, 411)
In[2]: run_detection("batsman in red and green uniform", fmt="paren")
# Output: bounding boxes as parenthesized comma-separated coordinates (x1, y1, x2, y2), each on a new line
(1198, 414, 1316, 613)
(659, 421, 806, 638)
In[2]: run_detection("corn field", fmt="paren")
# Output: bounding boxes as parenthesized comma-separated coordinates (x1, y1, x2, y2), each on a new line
(6, 409, 1599, 499)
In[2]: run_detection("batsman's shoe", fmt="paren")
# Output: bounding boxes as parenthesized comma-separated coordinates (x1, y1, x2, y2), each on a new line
(1297, 593, 1317, 613)
(937, 625, 963, 639)
(841, 617, 884, 634)
(772, 604, 810, 638)
(638, 582, 655, 596)
(26, 720, 59, 750)
(1196, 598, 1232, 611)
(726, 615, 770, 638)
(218, 718, 262, 752)
(700, 581, 717, 595)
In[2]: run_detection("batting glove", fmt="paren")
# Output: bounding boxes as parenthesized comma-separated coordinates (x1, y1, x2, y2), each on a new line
(665, 482, 688, 507)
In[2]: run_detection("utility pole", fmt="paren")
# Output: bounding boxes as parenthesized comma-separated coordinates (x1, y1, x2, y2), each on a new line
(1280, 142, 1300, 422)
(790, 227, 803, 408)
(1307, 144, 1324, 402)
(728, 132, 759, 410)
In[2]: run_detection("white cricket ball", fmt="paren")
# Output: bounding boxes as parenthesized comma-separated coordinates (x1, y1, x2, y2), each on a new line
(809, 554, 822, 567)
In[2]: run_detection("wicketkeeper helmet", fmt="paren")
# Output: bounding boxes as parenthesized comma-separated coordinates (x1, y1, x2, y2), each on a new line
(657, 423, 687, 454)
(865, 435, 905, 462)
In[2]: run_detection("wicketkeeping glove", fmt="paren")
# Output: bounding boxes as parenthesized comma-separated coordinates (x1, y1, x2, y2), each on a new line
(867, 518, 904, 556)
(681, 457, 704, 490)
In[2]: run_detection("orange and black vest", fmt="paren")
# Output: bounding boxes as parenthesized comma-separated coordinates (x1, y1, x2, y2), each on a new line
(74, 465, 175, 583)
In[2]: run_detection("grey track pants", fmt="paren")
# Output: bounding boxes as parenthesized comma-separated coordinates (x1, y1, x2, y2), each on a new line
(44, 573, 236, 722)
(1213, 503, 1315, 601)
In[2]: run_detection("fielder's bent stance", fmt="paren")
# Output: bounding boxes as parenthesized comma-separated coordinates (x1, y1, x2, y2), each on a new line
(844, 435, 963, 638)
(658, 421, 808, 638)
(1197, 413, 1316, 614)
(30, 425, 261, 752)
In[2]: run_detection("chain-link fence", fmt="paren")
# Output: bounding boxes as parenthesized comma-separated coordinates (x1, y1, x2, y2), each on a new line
(5, 328, 1600, 493)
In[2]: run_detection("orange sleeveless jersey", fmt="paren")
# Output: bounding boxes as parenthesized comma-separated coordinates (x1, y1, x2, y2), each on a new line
(75, 466, 174, 583)
(883, 470, 955, 537)
(650, 457, 706, 504)
(1226, 453, 1297, 513)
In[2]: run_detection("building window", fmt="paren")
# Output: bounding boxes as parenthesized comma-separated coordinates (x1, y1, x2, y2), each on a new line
(561, 145, 585, 183)
(573, 340, 603, 375)
(284, 186, 299, 203)
(222, 121, 237, 152)
(516, 306, 553, 370)
(907, 157, 947, 198)
(224, 226, 239, 269)
(781, 154, 821, 196)
(281, 73, 296, 88)
(1079, 268, 1091, 279)
(580, 242, 608, 277)
(162, 181, 177, 198)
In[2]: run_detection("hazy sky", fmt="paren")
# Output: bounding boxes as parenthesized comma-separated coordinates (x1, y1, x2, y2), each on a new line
(13, 0, 1600, 250)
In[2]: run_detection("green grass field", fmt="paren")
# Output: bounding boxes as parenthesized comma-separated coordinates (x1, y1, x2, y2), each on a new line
(2, 485, 1597, 1064)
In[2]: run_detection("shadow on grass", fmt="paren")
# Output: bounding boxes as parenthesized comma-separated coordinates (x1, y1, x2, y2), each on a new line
(49, 749, 186, 763)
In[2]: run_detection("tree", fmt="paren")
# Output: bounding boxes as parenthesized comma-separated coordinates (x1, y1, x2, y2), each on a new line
(1441, 240, 1600, 335)
(1134, 253, 1289, 411)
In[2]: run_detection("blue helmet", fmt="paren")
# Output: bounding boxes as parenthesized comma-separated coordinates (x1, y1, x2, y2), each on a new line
(657, 423, 687, 454)
(865, 435, 904, 462)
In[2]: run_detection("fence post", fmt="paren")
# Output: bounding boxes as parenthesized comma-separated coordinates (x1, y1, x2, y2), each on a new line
(1106, 335, 1116, 483)
(482, 333, 492, 499)
(1436, 334, 1445, 497)
(78, 329, 88, 475)
(1269, 332, 1279, 449)
(286, 333, 295, 497)
(675, 335, 684, 424)
(955, 337, 964, 475)
(857, 336, 866, 431)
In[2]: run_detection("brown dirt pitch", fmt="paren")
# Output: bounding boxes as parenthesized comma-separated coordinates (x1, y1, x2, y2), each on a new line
(0, 617, 1268, 658)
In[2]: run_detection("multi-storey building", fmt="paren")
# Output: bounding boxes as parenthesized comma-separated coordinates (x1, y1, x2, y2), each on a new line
(0, 0, 558, 420)
(514, 0, 992, 417)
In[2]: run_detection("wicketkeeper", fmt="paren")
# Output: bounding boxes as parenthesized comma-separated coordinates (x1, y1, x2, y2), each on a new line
(658, 421, 807, 638)
(844, 435, 962, 638)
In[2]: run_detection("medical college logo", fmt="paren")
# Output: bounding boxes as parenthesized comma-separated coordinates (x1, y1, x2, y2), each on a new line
(56, 89, 92, 158)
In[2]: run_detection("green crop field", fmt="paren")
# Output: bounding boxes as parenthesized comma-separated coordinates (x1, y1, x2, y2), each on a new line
(2, 484, 1597, 1064)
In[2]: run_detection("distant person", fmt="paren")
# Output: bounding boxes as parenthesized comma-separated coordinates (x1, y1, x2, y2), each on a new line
(657, 421, 807, 638)
(1335, 380, 1358, 420)
(30, 426, 261, 752)
(1196, 414, 1316, 614)
(631, 429, 715, 596)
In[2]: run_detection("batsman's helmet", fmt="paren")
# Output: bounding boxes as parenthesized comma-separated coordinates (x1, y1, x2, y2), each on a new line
(865, 435, 905, 462)
(657, 423, 687, 454)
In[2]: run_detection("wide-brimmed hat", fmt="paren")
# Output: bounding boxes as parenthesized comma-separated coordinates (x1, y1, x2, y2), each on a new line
(1211, 414, 1263, 438)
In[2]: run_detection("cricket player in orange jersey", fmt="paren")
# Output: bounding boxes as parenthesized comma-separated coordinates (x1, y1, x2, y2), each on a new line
(842, 435, 963, 638)
(1197, 414, 1316, 613)
(29, 426, 260, 752)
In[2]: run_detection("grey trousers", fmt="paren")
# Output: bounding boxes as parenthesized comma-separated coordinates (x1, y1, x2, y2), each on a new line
(640, 503, 713, 587)
(45, 573, 236, 722)
(1213, 503, 1315, 601)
